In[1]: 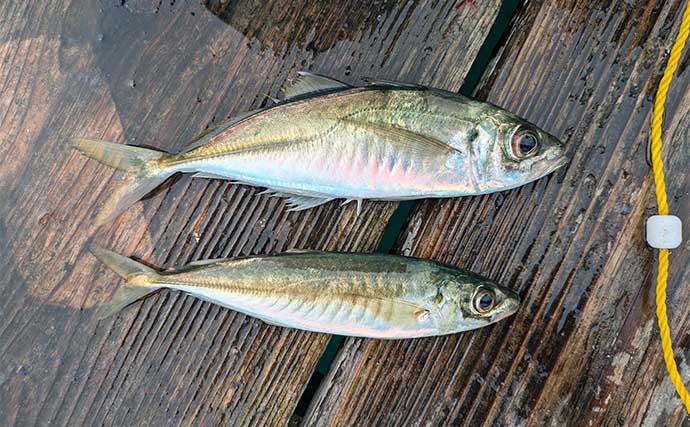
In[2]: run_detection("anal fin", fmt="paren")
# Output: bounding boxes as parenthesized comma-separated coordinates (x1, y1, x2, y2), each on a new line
(285, 194, 334, 211)
(192, 172, 233, 180)
(256, 188, 334, 211)
(258, 189, 289, 198)
(259, 317, 286, 328)
(341, 198, 364, 216)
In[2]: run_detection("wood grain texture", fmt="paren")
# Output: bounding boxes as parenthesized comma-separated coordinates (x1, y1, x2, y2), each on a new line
(0, 0, 500, 426)
(304, 0, 690, 425)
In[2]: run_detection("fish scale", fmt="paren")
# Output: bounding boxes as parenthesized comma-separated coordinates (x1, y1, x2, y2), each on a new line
(73, 73, 566, 224)
(173, 88, 548, 200)
(91, 249, 521, 339)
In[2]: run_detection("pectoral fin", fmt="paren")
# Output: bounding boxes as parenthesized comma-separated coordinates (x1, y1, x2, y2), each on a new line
(341, 118, 456, 156)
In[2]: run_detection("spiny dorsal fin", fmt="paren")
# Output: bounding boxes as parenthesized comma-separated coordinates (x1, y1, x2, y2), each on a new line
(281, 72, 350, 101)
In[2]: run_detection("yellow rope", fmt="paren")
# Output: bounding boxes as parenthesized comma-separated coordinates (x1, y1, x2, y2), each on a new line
(651, 0, 690, 413)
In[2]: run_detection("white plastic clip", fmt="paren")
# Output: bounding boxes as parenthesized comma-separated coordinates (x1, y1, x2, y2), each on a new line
(646, 215, 682, 249)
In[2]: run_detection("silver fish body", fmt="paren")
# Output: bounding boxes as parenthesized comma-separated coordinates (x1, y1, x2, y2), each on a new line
(73, 73, 567, 224)
(179, 90, 548, 197)
(93, 249, 520, 339)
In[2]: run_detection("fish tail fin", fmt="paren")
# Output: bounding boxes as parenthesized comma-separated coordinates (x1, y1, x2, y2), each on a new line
(93, 172, 171, 225)
(91, 246, 162, 320)
(71, 138, 174, 225)
(71, 138, 166, 171)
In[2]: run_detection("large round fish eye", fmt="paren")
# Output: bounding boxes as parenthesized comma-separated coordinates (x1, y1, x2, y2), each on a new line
(473, 288, 496, 313)
(511, 128, 539, 158)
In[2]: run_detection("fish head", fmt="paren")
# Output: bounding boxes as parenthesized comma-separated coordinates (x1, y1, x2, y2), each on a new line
(435, 270, 520, 332)
(468, 107, 567, 192)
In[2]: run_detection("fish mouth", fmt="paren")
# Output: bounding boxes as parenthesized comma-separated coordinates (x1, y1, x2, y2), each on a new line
(491, 298, 520, 323)
(503, 297, 521, 316)
(489, 287, 521, 323)
(534, 154, 568, 179)
(552, 155, 569, 171)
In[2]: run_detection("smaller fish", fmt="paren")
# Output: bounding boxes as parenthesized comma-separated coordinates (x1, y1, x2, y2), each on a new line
(91, 248, 520, 339)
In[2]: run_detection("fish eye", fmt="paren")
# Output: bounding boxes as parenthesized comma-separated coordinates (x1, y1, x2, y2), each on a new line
(473, 288, 496, 314)
(511, 128, 539, 158)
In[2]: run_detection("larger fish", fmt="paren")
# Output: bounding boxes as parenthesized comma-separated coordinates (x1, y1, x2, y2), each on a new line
(92, 248, 519, 339)
(73, 72, 566, 225)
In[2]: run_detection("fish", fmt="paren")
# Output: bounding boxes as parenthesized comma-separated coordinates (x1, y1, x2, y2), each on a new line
(91, 248, 520, 339)
(73, 72, 567, 225)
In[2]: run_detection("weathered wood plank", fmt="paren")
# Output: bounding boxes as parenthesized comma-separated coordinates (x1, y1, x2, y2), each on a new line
(0, 0, 501, 426)
(304, 0, 690, 425)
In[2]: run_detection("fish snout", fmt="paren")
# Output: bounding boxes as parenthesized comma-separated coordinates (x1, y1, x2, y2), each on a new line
(490, 286, 520, 322)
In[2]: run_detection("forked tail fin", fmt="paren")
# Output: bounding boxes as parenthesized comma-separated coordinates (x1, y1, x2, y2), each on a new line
(72, 138, 173, 225)
(91, 246, 162, 319)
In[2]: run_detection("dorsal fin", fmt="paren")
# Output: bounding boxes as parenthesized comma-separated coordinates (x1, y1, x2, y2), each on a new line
(177, 109, 262, 154)
(362, 77, 425, 89)
(185, 258, 230, 267)
(281, 71, 350, 101)
(285, 248, 319, 254)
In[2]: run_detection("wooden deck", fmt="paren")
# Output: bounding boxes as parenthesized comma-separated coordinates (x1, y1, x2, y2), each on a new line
(1, 0, 689, 425)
